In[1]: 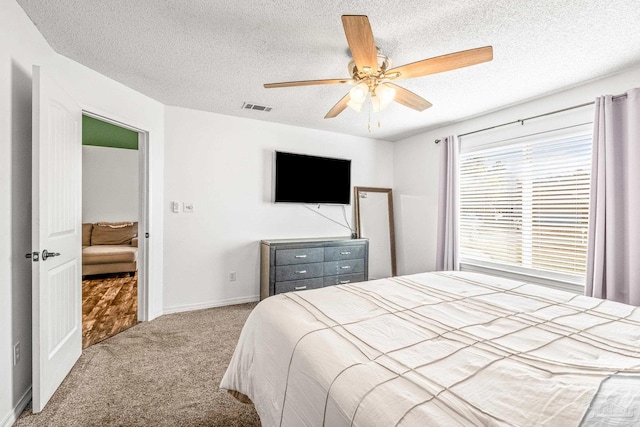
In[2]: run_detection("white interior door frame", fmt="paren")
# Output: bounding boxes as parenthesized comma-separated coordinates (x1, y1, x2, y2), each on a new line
(81, 110, 151, 321)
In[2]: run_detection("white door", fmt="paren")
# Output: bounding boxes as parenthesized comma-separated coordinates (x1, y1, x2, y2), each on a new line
(31, 65, 82, 413)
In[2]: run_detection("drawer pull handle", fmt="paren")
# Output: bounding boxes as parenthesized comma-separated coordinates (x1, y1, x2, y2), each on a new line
(340, 266, 352, 270)
(294, 286, 307, 290)
(295, 270, 307, 274)
(339, 280, 351, 284)
(294, 255, 307, 258)
(340, 251, 351, 255)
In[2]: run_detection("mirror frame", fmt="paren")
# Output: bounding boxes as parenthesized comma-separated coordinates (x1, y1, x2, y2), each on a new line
(354, 187, 396, 277)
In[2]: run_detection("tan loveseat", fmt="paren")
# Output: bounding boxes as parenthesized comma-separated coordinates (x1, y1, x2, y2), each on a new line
(82, 222, 138, 276)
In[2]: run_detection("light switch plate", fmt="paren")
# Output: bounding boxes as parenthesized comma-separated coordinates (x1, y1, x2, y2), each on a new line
(183, 202, 194, 213)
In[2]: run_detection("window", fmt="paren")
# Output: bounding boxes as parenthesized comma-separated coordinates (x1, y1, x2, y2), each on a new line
(458, 125, 592, 287)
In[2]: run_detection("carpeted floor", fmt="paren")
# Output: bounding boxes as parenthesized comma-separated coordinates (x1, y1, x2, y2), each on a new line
(16, 303, 261, 427)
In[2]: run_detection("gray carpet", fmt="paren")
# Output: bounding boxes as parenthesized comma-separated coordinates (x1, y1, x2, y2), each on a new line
(16, 303, 261, 427)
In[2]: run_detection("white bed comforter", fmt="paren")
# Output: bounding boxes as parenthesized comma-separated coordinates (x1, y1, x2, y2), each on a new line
(220, 271, 640, 426)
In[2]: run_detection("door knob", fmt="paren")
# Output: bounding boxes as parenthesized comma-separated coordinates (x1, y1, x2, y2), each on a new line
(41, 249, 60, 261)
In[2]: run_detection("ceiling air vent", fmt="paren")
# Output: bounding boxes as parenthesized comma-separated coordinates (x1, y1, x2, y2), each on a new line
(242, 102, 273, 112)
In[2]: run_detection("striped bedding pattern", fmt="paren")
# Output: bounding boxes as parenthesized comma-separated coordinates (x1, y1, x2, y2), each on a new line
(220, 271, 640, 426)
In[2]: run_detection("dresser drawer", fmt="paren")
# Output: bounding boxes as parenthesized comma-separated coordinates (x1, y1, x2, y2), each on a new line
(323, 259, 364, 276)
(275, 278, 324, 294)
(261, 238, 368, 299)
(276, 262, 323, 282)
(323, 273, 365, 286)
(324, 245, 365, 261)
(276, 247, 324, 265)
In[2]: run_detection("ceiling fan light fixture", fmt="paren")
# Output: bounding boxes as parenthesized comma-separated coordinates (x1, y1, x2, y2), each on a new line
(349, 82, 369, 103)
(375, 84, 396, 107)
(263, 15, 492, 121)
(347, 98, 364, 112)
(347, 81, 369, 111)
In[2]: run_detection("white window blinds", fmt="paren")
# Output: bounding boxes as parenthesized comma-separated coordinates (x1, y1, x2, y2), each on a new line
(459, 126, 592, 285)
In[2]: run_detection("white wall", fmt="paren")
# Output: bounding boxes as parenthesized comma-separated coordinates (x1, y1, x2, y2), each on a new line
(393, 66, 640, 276)
(82, 145, 138, 223)
(163, 106, 394, 312)
(0, 1, 165, 425)
(3, 0, 638, 423)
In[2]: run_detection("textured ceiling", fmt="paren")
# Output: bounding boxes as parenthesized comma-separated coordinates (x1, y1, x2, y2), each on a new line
(16, 0, 640, 141)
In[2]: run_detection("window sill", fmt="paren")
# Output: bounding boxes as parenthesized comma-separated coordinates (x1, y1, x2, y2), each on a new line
(459, 261, 585, 295)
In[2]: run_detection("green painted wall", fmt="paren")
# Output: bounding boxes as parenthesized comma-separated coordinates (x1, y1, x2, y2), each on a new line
(82, 115, 138, 150)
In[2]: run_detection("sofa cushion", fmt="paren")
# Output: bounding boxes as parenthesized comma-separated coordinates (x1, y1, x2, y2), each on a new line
(82, 223, 93, 246)
(82, 245, 138, 265)
(91, 222, 135, 245)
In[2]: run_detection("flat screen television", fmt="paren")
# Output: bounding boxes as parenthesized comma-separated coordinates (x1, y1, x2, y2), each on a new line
(274, 151, 351, 205)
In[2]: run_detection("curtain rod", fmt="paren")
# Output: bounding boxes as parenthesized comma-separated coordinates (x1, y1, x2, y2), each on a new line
(434, 92, 628, 144)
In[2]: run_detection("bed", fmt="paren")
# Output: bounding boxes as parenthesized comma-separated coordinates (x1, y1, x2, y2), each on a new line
(220, 271, 640, 426)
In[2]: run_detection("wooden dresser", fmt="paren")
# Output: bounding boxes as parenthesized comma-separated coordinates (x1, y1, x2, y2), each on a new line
(260, 237, 369, 299)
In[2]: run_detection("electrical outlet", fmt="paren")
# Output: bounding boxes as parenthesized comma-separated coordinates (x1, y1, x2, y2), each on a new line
(171, 201, 180, 213)
(229, 271, 237, 282)
(13, 342, 20, 366)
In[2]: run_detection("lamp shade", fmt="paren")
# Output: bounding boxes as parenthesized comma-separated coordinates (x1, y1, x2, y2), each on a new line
(347, 82, 369, 112)
(347, 97, 365, 112)
(349, 82, 368, 103)
(374, 84, 396, 111)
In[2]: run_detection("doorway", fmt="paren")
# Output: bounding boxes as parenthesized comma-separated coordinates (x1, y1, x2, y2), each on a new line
(80, 113, 149, 348)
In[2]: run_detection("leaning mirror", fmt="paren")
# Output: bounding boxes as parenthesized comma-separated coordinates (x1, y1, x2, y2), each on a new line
(354, 187, 396, 279)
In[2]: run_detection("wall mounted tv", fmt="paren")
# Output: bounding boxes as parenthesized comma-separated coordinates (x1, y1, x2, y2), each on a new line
(274, 151, 351, 205)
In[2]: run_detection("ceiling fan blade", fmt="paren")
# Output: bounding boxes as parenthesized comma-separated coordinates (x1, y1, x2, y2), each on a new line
(324, 92, 351, 119)
(386, 46, 493, 80)
(341, 15, 378, 73)
(264, 78, 351, 88)
(386, 83, 432, 111)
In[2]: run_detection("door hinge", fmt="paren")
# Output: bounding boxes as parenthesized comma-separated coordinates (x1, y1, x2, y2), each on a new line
(145, 232, 149, 238)
(25, 252, 40, 262)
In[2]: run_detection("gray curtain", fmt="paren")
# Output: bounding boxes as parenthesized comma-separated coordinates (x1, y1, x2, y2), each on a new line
(586, 88, 640, 305)
(436, 135, 459, 271)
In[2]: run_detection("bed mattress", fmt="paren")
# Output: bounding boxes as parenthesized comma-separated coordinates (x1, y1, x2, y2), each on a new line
(220, 271, 640, 426)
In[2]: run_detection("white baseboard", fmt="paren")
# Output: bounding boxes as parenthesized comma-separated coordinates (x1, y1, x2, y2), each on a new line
(1, 386, 32, 427)
(148, 309, 164, 321)
(162, 295, 259, 315)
